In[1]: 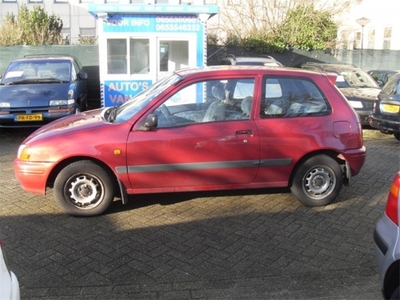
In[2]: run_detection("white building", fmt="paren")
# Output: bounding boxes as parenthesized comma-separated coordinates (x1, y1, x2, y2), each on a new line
(0, 0, 398, 49)
(337, 0, 400, 50)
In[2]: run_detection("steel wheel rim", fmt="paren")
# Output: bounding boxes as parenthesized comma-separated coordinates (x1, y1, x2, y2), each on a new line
(303, 166, 335, 200)
(65, 173, 105, 209)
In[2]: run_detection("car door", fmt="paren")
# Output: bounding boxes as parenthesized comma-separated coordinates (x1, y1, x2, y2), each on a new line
(125, 77, 260, 191)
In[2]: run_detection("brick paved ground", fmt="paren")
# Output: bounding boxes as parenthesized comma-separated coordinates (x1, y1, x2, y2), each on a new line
(0, 129, 399, 299)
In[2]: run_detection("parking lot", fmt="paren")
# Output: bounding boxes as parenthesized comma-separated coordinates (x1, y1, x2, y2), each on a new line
(0, 128, 398, 299)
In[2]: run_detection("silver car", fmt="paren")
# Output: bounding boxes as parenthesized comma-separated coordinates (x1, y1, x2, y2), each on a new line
(0, 239, 20, 300)
(374, 171, 400, 299)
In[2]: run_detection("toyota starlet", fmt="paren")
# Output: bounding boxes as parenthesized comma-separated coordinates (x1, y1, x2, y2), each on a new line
(14, 66, 366, 217)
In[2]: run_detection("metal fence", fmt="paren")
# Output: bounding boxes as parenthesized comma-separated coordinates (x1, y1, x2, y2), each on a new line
(1, 45, 399, 104)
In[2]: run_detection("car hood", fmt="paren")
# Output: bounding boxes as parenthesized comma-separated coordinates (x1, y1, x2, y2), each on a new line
(339, 87, 380, 101)
(0, 83, 70, 107)
(25, 108, 105, 142)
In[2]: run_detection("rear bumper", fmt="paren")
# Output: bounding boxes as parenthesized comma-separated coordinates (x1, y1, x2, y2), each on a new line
(373, 214, 400, 297)
(341, 146, 367, 176)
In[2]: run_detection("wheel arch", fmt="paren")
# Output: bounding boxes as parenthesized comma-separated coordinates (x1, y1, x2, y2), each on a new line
(383, 259, 400, 299)
(289, 149, 345, 187)
(46, 156, 119, 194)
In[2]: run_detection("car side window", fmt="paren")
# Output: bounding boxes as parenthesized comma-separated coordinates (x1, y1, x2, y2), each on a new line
(260, 76, 331, 118)
(153, 78, 255, 128)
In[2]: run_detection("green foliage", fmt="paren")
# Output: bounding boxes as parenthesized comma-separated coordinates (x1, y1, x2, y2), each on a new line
(220, 4, 338, 53)
(78, 35, 98, 45)
(278, 5, 337, 51)
(242, 36, 287, 53)
(0, 4, 63, 46)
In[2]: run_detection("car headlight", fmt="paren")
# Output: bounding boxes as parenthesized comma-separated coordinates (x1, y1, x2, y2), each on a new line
(17, 144, 31, 161)
(0, 102, 10, 108)
(49, 100, 75, 106)
(68, 89, 74, 100)
(348, 100, 363, 108)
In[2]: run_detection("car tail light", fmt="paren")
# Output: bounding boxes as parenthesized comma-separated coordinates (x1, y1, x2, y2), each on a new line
(385, 172, 400, 225)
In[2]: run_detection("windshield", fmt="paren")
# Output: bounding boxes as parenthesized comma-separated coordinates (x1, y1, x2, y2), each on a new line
(109, 73, 182, 123)
(334, 70, 379, 89)
(1, 60, 71, 85)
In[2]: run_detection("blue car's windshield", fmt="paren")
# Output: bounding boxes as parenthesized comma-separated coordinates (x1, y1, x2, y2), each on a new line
(1, 60, 72, 85)
(110, 73, 182, 123)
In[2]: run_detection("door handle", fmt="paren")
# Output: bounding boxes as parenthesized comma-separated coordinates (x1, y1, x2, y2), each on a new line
(236, 130, 253, 135)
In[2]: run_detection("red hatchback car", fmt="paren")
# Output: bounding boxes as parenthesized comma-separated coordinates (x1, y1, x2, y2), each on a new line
(14, 66, 366, 217)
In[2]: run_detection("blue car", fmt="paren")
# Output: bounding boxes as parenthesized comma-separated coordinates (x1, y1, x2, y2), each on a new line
(0, 54, 88, 128)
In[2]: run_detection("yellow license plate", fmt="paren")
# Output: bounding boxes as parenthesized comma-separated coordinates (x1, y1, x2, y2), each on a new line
(15, 114, 43, 122)
(382, 104, 400, 113)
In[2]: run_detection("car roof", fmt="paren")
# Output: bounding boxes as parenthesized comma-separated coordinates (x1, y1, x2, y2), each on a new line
(301, 62, 362, 72)
(219, 54, 283, 67)
(368, 69, 400, 73)
(174, 65, 337, 83)
(12, 54, 77, 63)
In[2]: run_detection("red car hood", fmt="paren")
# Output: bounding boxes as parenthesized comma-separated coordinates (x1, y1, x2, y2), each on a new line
(25, 108, 106, 142)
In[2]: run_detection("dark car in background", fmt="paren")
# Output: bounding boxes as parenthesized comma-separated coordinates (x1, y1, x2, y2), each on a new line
(301, 62, 381, 126)
(369, 72, 400, 141)
(374, 172, 400, 300)
(0, 54, 88, 128)
(219, 54, 283, 67)
(368, 69, 399, 87)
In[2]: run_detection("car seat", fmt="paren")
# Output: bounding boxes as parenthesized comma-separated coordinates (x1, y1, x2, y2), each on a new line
(203, 83, 227, 122)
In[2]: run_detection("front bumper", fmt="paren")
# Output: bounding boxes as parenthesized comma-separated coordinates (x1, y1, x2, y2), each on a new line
(355, 109, 373, 126)
(369, 115, 400, 133)
(13, 158, 54, 194)
(0, 109, 74, 128)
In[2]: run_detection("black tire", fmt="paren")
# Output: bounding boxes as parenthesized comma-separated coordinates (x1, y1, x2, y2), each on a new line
(394, 132, 400, 141)
(290, 155, 343, 207)
(54, 160, 114, 217)
(390, 285, 399, 300)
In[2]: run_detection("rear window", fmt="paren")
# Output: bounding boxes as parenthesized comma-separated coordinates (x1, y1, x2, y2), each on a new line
(260, 76, 331, 118)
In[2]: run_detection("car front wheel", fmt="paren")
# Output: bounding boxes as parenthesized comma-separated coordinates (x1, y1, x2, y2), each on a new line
(290, 155, 343, 207)
(54, 160, 114, 217)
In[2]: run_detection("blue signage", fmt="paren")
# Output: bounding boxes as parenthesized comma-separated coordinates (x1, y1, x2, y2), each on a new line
(103, 80, 152, 107)
(87, 4, 219, 16)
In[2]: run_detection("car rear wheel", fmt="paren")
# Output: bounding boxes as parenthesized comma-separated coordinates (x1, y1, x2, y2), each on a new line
(394, 132, 400, 141)
(290, 155, 343, 207)
(54, 160, 114, 217)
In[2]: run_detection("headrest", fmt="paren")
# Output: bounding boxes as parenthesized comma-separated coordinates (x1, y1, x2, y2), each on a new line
(241, 96, 252, 116)
(212, 83, 225, 100)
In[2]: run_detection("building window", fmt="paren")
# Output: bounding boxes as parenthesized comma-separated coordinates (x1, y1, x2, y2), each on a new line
(2, 0, 17, 2)
(54, 0, 68, 2)
(28, 0, 43, 3)
(367, 29, 375, 49)
(383, 27, 392, 50)
(80, 28, 96, 36)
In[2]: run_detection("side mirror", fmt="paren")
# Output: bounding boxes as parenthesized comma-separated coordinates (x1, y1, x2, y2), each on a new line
(377, 80, 383, 87)
(79, 71, 88, 80)
(138, 114, 158, 130)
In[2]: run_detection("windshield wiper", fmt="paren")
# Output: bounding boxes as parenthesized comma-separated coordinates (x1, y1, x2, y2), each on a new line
(5, 79, 37, 85)
(36, 78, 64, 83)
